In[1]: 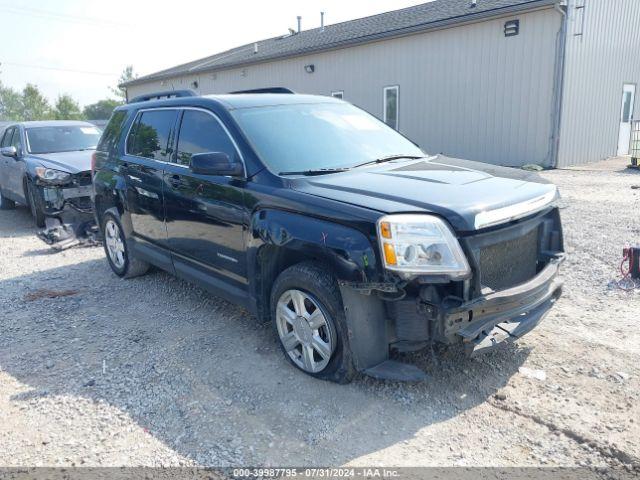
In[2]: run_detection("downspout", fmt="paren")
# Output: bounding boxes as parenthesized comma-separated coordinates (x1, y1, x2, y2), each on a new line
(548, 1, 568, 168)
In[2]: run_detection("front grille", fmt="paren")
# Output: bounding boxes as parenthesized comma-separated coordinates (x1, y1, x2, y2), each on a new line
(479, 227, 539, 291)
(73, 171, 92, 186)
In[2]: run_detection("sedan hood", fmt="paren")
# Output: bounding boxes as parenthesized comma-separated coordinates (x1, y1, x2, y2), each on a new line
(290, 155, 558, 232)
(29, 150, 93, 174)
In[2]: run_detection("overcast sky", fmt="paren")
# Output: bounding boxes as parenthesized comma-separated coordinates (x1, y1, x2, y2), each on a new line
(0, 0, 428, 107)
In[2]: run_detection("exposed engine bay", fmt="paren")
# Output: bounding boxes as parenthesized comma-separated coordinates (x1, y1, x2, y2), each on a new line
(35, 175, 100, 250)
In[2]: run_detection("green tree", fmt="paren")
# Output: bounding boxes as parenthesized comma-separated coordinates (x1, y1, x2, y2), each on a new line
(134, 123, 160, 158)
(53, 94, 84, 120)
(83, 98, 122, 120)
(0, 80, 24, 121)
(21, 84, 52, 120)
(110, 65, 136, 101)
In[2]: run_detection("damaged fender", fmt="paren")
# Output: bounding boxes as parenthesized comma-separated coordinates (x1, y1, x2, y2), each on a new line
(250, 209, 418, 377)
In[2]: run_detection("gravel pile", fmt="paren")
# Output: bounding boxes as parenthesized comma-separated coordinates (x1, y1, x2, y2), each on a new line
(0, 157, 638, 468)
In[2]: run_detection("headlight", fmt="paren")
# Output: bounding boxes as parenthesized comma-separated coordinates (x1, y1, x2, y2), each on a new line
(35, 167, 72, 185)
(377, 214, 470, 278)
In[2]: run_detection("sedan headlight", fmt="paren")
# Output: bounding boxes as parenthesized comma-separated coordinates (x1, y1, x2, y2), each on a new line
(35, 167, 72, 185)
(377, 214, 470, 278)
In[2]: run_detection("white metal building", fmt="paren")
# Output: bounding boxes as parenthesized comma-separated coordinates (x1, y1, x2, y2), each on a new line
(124, 0, 640, 168)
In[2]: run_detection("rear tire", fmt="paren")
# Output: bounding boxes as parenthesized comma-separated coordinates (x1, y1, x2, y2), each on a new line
(0, 189, 15, 210)
(102, 212, 150, 279)
(26, 180, 46, 228)
(271, 262, 356, 384)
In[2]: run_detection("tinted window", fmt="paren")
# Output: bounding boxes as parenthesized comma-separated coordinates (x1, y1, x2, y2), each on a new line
(26, 126, 100, 154)
(1, 128, 14, 148)
(231, 102, 423, 174)
(128, 110, 177, 161)
(11, 128, 23, 151)
(97, 110, 128, 154)
(175, 110, 237, 166)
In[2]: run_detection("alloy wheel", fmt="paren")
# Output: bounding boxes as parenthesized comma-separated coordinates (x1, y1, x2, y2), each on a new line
(275, 289, 335, 373)
(105, 219, 126, 269)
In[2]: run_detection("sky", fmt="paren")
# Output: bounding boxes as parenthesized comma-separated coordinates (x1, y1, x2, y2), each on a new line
(0, 0, 428, 108)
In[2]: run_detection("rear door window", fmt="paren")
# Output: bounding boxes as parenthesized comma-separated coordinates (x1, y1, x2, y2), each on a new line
(175, 110, 238, 166)
(127, 109, 177, 161)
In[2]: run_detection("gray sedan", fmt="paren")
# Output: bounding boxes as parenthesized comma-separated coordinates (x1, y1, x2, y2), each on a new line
(0, 121, 101, 247)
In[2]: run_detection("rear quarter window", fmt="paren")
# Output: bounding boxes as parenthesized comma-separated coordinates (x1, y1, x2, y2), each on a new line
(1, 127, 14, 148)
(97, 111, 128, 154)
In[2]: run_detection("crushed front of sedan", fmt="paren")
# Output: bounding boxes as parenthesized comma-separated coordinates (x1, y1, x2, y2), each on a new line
(35, 170, 99, 250)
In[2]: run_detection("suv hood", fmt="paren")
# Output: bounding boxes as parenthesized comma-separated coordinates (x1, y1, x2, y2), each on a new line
(28, 150, 93, 174)
(290, 155, 558, 232)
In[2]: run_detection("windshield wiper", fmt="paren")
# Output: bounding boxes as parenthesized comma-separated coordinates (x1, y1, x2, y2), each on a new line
(352, 154, 424, 169)
(279, 168, 351, 176)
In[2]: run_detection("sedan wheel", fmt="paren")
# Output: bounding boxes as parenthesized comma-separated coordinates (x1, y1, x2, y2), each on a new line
(26, 181, 45, 227)
(275, 289, 335, 373)
(105, 219, 126, 269)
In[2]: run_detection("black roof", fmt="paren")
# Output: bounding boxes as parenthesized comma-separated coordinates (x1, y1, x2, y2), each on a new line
(120, 93, 343, 111)
(125, 0, 555, 87)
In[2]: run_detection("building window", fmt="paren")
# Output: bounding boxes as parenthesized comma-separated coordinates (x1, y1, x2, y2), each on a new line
(331, 91, 344, 99)
(384, 86, 399, 130)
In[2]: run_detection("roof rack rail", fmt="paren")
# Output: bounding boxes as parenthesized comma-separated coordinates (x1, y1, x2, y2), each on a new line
(229, 87, 294, 95)
(129, 89, 197, 104)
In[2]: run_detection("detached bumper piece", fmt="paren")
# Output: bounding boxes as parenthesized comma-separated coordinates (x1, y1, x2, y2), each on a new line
(36, 184, 99, 250)
(452, 262, 564, 356)
(462, 296, 558, 356)
(38, 216, 99, 250)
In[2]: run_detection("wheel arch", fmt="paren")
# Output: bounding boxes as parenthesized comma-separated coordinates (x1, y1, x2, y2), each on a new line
(22, 174, 33, 206)
(93, 172, 128, 233)
(248, 208, 381, 324)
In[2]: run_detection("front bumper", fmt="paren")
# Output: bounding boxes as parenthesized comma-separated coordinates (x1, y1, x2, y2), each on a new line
(446, 259, 563, 355)
(386, 257, 564, 355)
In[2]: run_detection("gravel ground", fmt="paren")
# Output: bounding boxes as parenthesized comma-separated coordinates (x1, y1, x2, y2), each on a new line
(0, 157, 638, 468)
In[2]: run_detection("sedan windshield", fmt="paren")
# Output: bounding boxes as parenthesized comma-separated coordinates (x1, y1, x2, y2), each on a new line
(231, 102, 424, 174)
(26, 125, 101, 154)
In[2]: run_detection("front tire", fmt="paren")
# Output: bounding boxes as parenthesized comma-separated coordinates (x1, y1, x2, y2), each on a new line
(26, 180, 45, 228)
(0, 189, 15, 210)
(271, 262, 355, 384)
(102, 212, 149, 279)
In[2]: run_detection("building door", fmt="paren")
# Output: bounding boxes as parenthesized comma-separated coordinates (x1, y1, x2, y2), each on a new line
(618, 84, 636, 156)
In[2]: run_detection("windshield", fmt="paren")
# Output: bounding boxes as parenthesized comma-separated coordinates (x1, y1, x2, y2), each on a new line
(26, 125, 101, 154)
(231, 102, 424, 174)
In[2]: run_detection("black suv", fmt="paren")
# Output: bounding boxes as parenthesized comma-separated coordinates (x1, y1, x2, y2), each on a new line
(92, 90, 564, 383)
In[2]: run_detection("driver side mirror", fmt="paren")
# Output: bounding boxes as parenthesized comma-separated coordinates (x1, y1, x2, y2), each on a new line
(190, 152, 243, 177)
(1, 146, 18, 159)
